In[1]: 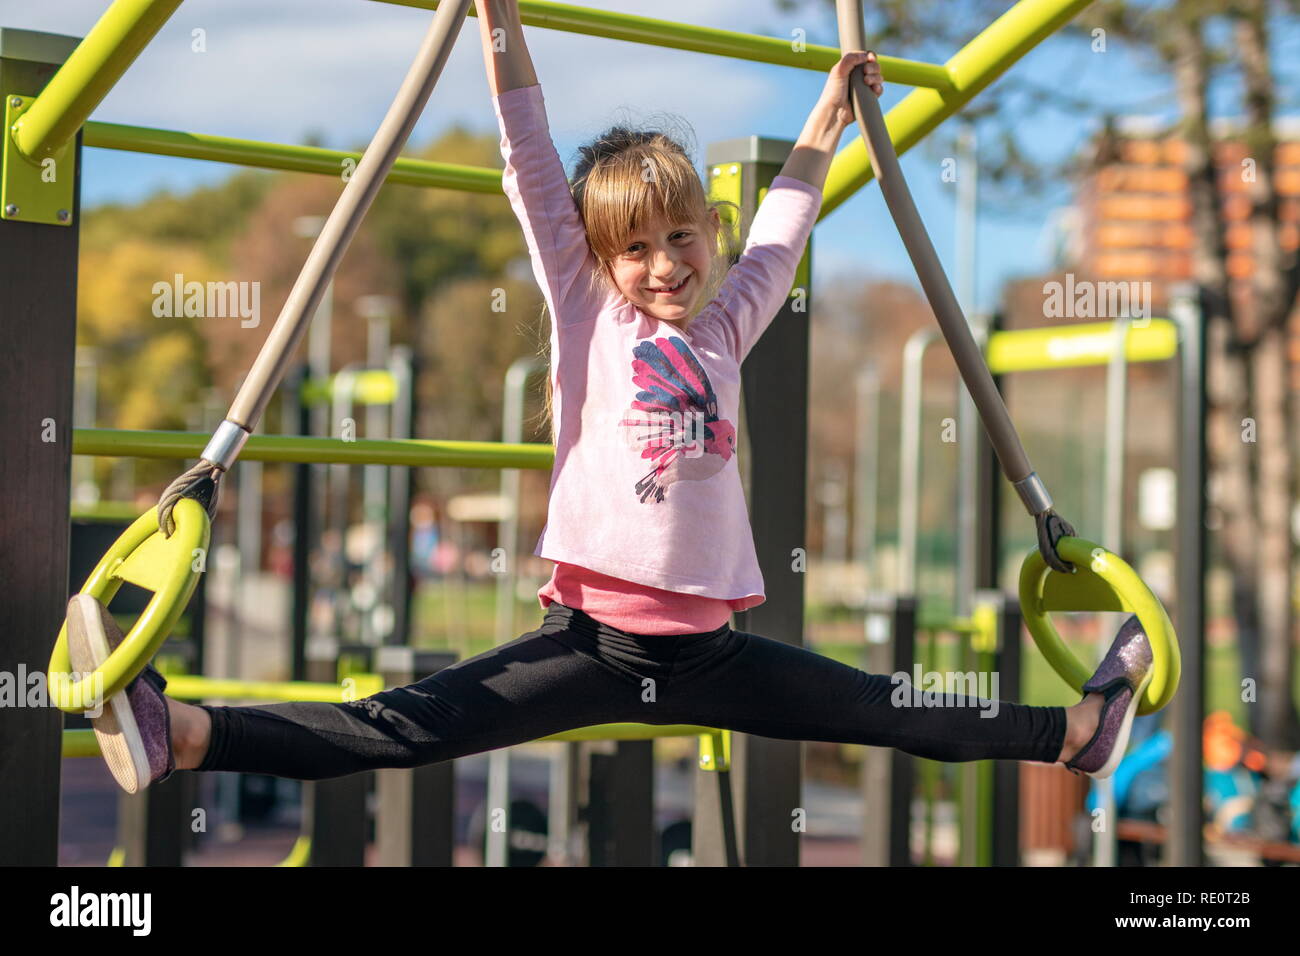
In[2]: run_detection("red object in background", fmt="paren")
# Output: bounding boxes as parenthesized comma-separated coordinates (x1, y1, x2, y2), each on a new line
(1204, 710, 1268, 774)
(268, 545, 294, 578)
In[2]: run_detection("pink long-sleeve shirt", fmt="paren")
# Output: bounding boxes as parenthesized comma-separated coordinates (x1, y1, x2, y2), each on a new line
(492, 84, 821, 636)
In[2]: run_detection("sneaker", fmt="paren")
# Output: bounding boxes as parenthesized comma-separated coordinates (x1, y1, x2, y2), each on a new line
(64, 594, 176, 794)
(1063, 614, 1154, 780)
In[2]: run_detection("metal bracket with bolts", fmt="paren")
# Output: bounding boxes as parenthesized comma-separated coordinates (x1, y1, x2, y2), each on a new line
(3, 93, 77, 226)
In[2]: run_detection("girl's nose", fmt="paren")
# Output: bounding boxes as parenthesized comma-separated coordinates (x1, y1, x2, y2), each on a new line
(651, 247, 678, 279)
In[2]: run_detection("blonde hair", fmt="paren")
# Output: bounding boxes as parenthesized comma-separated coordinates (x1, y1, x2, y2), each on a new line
(532, 124, 740, 443)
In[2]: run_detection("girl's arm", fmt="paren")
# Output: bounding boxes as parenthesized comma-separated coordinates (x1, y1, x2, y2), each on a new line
(780, 51, 882, 191)
(688, 54, 882, 364)
(476, 0, 538, 96)
(476, 0, 609, 331)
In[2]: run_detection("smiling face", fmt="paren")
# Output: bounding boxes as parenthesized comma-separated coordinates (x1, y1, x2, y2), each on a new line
(570, 129, 729, 329)
(607, 208, 721, 327)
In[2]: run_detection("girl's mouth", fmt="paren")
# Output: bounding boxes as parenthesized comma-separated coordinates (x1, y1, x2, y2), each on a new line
(646, 275, 689, 296)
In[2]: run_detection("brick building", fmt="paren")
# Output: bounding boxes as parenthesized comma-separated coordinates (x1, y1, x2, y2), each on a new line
(1063, 117, 1300, 382)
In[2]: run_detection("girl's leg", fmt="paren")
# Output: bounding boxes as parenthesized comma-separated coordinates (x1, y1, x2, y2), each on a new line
(656, 627, 1069, 764)
(186, 606, 666, 781)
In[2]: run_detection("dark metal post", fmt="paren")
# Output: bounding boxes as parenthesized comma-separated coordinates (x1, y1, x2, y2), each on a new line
(991, 591, 1022, 865)
(291, 364, 312, 681)
(974, 310, 1019, 865)
(374, 646, 457, 865)
(123, 638, 198, 865)
(583, 740, 656, 866)
(0, 28, 82, 866)
(692, 136, 809, 867)
(1170, 285, 1205, 866)
(860, 592, 915, 865)
(387, 346, 415, 646)
(117, 774, 188, 866)
(303, 638, 368, 865)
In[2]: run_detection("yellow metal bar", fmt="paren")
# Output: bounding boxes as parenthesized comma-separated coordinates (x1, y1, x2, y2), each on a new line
(275, 836, 312, 867)
(163, 674, 379, 703)
(12, 0, 181, 159)
(371, 0, 954, 88)
(821, 0, 1092, 217)
(538, 723, 716, 743)
(985, 318, 1178, 374)
(64, 721, 722, 757)
(72, 428, 554, 471)
(82, 121, 502, 192)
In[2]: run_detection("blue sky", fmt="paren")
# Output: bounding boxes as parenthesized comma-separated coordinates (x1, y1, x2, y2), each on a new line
(4, 0, 1293, 312)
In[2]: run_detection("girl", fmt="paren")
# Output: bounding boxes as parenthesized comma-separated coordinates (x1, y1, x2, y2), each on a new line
(70, 0, 1152, 802)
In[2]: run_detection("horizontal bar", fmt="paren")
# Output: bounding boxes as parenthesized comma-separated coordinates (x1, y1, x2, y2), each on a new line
(917, 615, 980, 634)
(12, 0, 181, 158)
(62, 730, 102, 759)
(301, 369, 398, 407)
(371, 0, 953, 88)
(821, 0, 1091, 216)
(539, 724, 718, 743)
(83, 121, 503, 192)
(985, 317, 1178, 374)
(164, 674, 381, 703)
(63, 722, 720, 757)
(70, 501, 140, 522)
(72, 428, 554, 470)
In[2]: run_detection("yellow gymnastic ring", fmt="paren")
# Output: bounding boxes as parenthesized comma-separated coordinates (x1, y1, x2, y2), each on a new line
(48, 499, 209, 714)
(1019, 536, 1180, 716)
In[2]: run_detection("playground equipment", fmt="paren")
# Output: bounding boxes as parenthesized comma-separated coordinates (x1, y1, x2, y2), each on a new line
(291, 350, 417, 654)
(46, 0, 475, 714)
(831, 0, 1193, 865)
(882, 309, 1204, 865)
(1, 0, 1198, 866)
(837, 0, 1179, 716)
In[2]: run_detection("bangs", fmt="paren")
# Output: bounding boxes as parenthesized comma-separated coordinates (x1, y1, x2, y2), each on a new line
(579, 145, 708, 263)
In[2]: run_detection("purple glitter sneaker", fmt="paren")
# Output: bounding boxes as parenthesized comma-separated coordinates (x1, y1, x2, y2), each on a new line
(64, 594, 176, 794)
(1063, 614, 1154, 780)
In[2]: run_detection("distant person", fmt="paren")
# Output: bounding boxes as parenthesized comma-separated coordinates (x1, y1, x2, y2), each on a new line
(410, 500, 441, 580)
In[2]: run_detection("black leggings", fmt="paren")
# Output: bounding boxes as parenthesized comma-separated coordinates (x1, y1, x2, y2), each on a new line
(195, 602, 1066, 780)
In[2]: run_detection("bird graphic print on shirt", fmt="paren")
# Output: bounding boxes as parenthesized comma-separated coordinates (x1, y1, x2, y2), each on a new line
(618, 335, 737, 503)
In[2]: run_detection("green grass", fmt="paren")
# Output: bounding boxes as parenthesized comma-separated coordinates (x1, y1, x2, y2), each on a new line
(411, 578, 537, 660)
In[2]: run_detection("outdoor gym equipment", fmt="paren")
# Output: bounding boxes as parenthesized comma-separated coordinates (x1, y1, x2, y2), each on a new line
(47, 499, 209, 710)
(47, 0, 474, 712)
(836, 0, 1180, 713)
(4, 0, 1176, 867)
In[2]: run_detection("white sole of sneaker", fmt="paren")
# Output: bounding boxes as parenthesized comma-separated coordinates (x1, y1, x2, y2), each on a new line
(1088, 667, 1154, 780)
(65, 594, 152, 794)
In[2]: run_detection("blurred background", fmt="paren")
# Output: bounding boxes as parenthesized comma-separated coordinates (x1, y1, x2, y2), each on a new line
(11, 0, 1297, 865)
